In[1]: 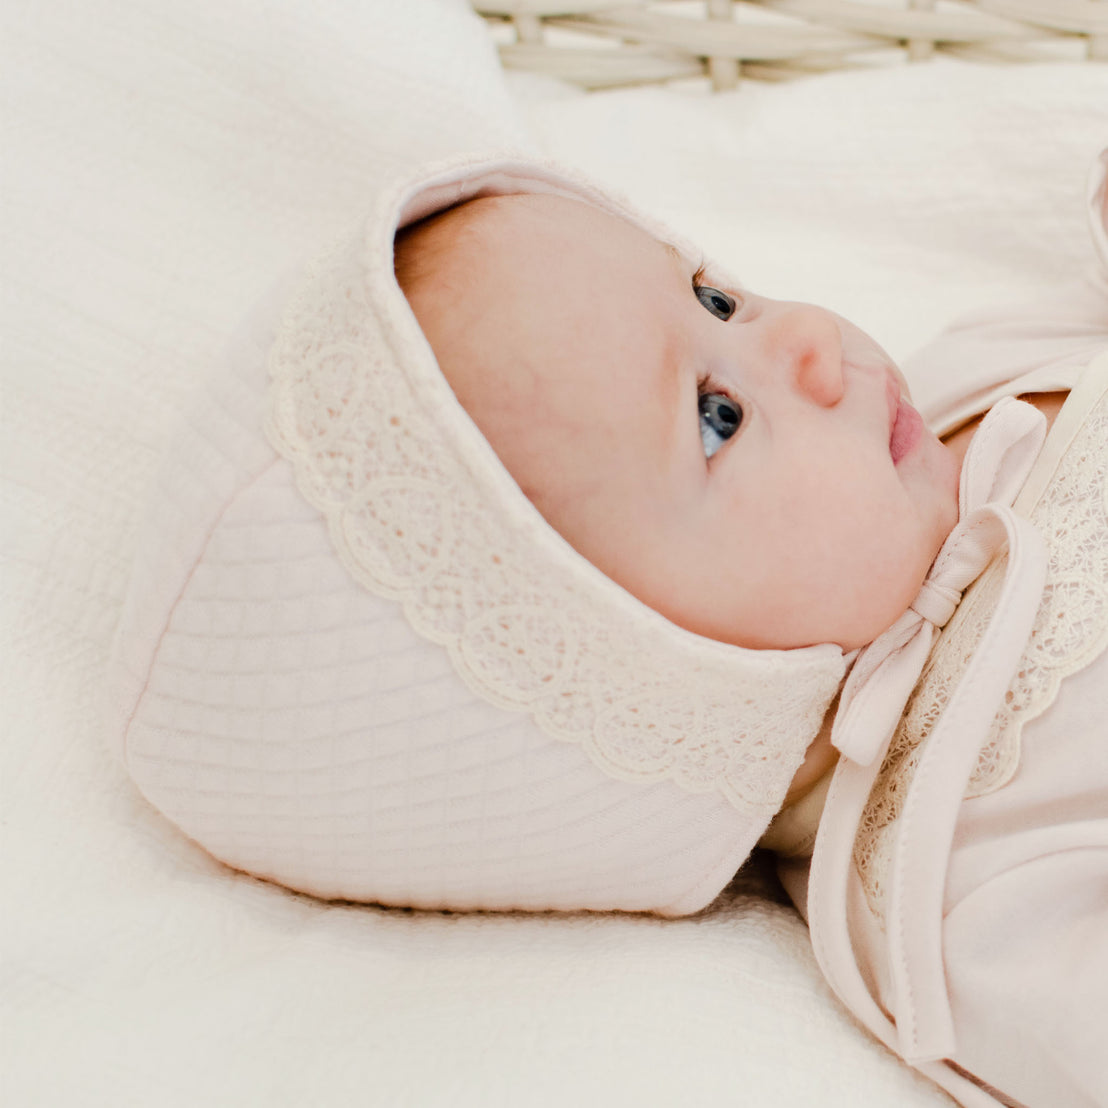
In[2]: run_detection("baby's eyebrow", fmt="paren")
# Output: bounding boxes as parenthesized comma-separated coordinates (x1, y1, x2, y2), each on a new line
(662, 242, 687, 269)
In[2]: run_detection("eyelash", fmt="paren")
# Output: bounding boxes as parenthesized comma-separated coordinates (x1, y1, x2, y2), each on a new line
(692, 263, 741, 316)
(696, 370, 731, 403)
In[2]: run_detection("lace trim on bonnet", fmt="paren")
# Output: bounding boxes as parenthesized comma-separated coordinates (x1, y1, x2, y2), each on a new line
(264, 158, 845, 817)
(855, 367, 1108, 926)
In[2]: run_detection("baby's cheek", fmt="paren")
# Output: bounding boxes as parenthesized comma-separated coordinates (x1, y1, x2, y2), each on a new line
(829, 529, 926, 648)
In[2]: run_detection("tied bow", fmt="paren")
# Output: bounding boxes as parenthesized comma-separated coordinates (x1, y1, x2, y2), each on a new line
(831, 396, 1047, 769)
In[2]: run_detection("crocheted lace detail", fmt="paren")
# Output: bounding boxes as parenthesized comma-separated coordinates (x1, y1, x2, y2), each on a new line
(855, 391, 1108, 925)
(264, 224, 845, 816)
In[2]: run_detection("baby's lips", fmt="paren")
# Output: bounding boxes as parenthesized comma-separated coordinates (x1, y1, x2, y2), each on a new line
(889, 397, 924, 465)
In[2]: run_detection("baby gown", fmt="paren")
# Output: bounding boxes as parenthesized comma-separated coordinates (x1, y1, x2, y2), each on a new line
(766, 152, 1108, 1108)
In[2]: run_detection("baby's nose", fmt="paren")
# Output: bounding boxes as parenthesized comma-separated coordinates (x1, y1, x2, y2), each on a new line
(766, 303, 845, 406)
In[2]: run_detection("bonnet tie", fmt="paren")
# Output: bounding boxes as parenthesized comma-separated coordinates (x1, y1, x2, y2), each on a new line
(831, 396, 1047, 769)
(813, 395, 1048, 1066)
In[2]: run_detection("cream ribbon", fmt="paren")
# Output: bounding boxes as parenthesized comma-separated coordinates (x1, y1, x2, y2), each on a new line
(831, 396, 1046, 769)
(814, 396, 1048, 1066)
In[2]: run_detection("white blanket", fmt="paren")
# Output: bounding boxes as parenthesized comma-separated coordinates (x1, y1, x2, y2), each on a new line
(3, 2, 1105, 1103)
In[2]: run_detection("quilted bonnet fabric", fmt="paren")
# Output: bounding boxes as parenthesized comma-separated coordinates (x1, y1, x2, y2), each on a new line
(107, 143, 859, 914)
(109, 258, 773, 916)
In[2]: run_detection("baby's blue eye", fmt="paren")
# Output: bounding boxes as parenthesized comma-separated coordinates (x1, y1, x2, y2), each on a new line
(695, 285, 736, 321)
(699, 393, 742, 459)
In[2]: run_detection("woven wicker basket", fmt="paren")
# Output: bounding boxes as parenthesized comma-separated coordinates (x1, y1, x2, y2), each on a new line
(473, 1, 1108, 89)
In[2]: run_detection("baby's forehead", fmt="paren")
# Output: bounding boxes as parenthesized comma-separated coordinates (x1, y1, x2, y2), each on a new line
(399, 190, 680, 281)
(393, 186, 695, 538)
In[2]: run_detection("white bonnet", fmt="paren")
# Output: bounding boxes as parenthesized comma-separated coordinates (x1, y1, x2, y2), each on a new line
(110, 154, 846, 916)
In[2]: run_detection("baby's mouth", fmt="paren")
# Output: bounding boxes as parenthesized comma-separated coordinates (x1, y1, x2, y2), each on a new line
(889, 393, 923, 465)
(885, 372, 921, 464)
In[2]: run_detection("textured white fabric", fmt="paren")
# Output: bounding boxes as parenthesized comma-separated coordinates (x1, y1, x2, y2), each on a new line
(6, 0, 1107, 1101)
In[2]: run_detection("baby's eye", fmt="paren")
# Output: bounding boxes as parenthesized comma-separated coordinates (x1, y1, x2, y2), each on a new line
(695, 284, 737, 321)
(699, 392, 742, 459)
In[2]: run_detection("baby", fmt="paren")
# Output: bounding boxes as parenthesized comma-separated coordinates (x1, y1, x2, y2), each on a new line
(114, 152, 1107, 1108)
(394, 189, 970, 808)
(391, 174, 1108, 1107)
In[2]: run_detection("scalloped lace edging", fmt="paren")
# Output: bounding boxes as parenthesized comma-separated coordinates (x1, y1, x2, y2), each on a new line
(263, 225, 845, 817)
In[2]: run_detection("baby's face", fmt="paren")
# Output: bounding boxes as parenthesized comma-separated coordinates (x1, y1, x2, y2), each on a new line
(402, 193, 960, 651)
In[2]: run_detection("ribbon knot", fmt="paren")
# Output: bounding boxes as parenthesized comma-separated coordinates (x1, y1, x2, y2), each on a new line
(908, 579, 960, 629)
(831, 397, 1047, 769)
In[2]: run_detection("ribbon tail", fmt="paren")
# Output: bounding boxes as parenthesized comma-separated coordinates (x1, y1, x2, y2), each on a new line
(886, 509, 1048, 1063)
(832, 622, 934, 767)
(959, 397, 1046, 515)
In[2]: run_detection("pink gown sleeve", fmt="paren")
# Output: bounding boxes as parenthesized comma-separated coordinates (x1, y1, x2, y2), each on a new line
(903, 146, 1108, 437)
